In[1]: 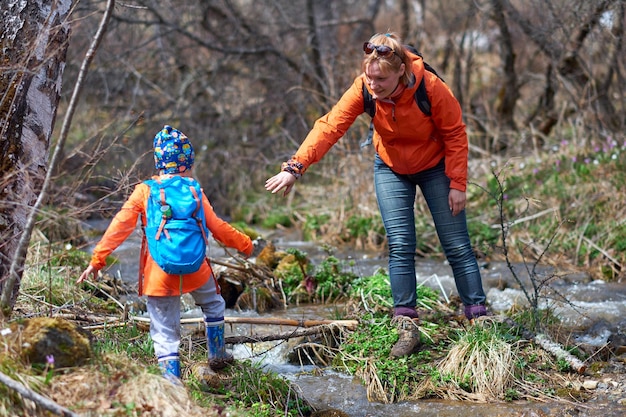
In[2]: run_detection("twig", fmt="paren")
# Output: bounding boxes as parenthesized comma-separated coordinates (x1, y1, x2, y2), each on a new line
(277, 279, 288, 309)
(490, 207, 558, 229)
(582, 236, 622, 269)
(53, 313, 122, 325)
(209, 257, 269, 281)
(84, 280, 125, 312)
(421, 274, 450, 304)
(0, 371, 79, 417)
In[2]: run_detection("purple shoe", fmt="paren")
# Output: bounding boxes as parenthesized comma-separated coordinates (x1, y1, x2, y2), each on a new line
(464, 304, 488, 320)
(394, 306, 419, 319)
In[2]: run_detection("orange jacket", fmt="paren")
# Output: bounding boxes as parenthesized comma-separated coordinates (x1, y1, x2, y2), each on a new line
(89, 177, 253, 296)
(289, 52, 469, 191)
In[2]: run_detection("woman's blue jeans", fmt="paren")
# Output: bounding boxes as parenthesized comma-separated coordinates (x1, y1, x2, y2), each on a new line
(374, 155, 486, 308)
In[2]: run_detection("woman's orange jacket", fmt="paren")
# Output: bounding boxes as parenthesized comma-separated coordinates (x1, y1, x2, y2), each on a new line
(289, 51, 469, 191)
(89, 177, 253, 296)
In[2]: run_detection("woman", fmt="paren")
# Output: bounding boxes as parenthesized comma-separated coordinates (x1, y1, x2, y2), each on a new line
(265, 33, 487, 357)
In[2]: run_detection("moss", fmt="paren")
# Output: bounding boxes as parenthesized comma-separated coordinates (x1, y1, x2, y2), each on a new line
(9, 317, 92, 369)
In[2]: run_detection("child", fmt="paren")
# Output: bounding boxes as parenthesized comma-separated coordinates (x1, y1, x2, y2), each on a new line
(77, 125, 253, 381)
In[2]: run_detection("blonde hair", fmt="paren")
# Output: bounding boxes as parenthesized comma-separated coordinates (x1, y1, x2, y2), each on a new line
(362, 32, 412, 85)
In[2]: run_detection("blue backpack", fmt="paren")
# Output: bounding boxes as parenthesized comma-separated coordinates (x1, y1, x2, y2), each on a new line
(141, 176, 210, 275)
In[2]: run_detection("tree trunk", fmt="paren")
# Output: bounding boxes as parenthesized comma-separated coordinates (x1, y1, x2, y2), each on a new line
(490, 0, 519, 132)
(0, 0, 71, 315)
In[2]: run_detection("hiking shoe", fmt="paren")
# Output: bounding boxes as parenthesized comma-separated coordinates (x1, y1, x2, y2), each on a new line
(390, 316, 421, 358)
(209, 352, 234, 370)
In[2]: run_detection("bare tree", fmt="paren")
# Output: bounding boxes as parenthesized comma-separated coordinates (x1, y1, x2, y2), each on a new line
(58, 0, 384, 212)
(0, 0, 72, 317)
(501, 0, 623, 135)
(44, 0, 624, 223)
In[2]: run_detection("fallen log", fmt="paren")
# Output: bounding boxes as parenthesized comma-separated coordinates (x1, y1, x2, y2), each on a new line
(127, 316, 352, 344)
(0, 371, 79, 417)
(224, 325, 337, 344)
(56, 313, 358, 332)
(129, 315, 358, 330)
(224, 317, 358, 330)
(499, 317, 587, 374)
(534, 333, 587, 374)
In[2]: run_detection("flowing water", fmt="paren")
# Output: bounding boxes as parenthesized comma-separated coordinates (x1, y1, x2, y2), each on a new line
(85, 222, 626, 416)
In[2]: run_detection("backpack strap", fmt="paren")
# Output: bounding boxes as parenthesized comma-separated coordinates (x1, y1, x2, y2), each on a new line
(360, 81, 376, 148)
(415, 76, 431, 117)
(138, 226, 147, 296)
(409, 46, 443, 117)
(189, 185, 209, 246)
(362, 81, 376, 118)
(155, 185, 170, 241)
(139, 182, 152, 296)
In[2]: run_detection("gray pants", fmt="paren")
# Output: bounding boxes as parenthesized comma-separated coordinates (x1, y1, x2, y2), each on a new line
(147, 276, 224, 359)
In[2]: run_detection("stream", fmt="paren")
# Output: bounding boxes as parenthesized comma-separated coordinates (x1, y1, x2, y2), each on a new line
(85, 221, 626, 417)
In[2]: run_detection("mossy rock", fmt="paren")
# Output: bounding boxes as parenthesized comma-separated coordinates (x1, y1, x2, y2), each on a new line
(234, 286, 282, 313)
(9, 317, 92, 369)
(274, 253, 309, 278)
(255, 241, 279, 269)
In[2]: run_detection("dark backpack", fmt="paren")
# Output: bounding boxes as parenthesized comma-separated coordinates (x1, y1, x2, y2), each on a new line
(141, 176, 210, 275)
(360, 46, 444, 148)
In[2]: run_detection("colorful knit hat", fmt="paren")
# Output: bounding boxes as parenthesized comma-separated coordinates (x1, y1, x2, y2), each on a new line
(153, 125, 194, 174)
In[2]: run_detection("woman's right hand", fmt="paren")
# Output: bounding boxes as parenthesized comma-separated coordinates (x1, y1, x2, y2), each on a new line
(265, 171, 297, 196)
(77, 265, 99, 284)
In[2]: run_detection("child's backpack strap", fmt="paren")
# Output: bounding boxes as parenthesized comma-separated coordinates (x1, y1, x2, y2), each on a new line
(189, 185, 209, 245)
(155, 180, 170, 241)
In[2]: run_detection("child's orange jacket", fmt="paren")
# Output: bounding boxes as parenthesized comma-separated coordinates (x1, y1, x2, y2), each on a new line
(89, 177, 253, 296)
(288, 51, 469, 191)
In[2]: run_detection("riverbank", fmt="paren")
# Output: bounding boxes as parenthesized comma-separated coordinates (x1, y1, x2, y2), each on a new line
(2, 239, 626, 416)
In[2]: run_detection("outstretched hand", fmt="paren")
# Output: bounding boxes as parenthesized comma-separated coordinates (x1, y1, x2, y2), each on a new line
(77, 265, 99, 284)
(265, 171, 297, 196)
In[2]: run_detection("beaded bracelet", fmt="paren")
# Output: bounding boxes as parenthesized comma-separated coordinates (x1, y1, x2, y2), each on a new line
(280, 159, 305, 179)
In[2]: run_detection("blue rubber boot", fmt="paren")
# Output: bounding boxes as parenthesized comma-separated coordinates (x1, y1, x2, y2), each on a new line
(158, 354, 182, 383)
(206, 318, 234, 370)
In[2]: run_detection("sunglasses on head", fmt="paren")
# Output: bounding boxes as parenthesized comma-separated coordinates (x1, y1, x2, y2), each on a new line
(363, 42, 397, 57)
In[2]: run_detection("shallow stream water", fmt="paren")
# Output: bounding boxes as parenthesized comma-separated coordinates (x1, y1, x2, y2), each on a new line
(85, 222, 626, 416)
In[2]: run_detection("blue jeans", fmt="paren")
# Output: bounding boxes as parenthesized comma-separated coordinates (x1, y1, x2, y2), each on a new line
(374, 155, 486, 308)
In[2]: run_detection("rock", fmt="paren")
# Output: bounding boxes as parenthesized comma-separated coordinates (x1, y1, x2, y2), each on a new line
(582, 380, 599, 390)
(188, 361, 232, 389)
(311, 409, 350, 417)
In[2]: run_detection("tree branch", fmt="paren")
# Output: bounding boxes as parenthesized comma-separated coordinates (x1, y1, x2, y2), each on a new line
(0, 371, 79, 417)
